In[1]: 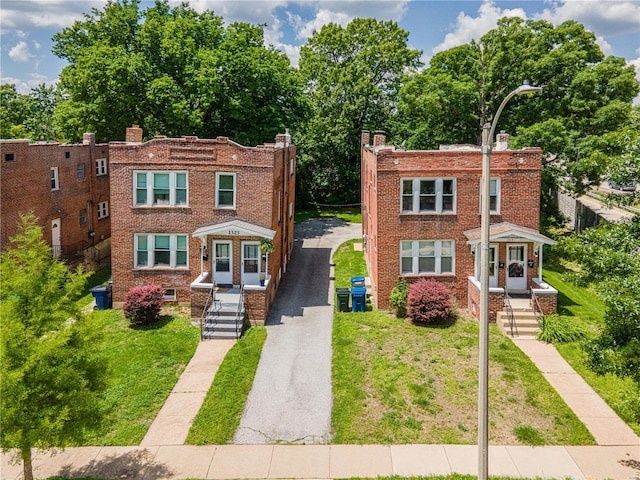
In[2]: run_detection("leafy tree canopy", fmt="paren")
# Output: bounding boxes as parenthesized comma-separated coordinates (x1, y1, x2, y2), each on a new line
(297, 18, 422, 206)
(0, 214, 108, 480)
(52, 0, 305, 144)
(0, 83, 62, 141)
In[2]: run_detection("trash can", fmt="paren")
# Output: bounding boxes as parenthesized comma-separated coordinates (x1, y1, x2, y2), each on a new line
(350, 286, 367, 312)
(90, 286, 111, 310)
(350, 276, 365, 287)
(336, 287, 350, 312)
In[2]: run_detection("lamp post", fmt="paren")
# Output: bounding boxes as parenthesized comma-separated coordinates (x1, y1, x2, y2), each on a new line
(478, 82, 543, 480)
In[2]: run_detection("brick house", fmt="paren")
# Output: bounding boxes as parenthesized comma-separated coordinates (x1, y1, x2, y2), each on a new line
(361, 130, 557, 324)
(0, 134, 111, 265)
(109, 126, 295, 328)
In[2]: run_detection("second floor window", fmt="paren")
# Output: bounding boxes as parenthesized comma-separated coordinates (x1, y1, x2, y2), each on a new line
(97, 201, 109, 219)
(77, 163, 85, 179)
(401, 178, 455, 214)
(480, 177, 501, 213)
(216, 172, 236, 208)
(135, 171, 188, 207)
(96, 158, 107, 176)
(80, 209, 87, 226)
(50, 167, 59, 190)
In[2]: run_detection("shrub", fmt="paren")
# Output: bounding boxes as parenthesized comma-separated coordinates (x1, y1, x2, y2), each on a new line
(124, 284, 164, 325)
(407, 278, 452, 324)
(537, 314, 588, 344)
(389, 278, 409, 318)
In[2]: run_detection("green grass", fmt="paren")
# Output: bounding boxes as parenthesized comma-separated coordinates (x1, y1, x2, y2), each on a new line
(186, 327, 267, 444)
(542, 262, 640, 435)
(295, 207, 362, 224)
(76, 266, 111, 308)
(332, 241, 594, 445)
(79, 309, 199, 445)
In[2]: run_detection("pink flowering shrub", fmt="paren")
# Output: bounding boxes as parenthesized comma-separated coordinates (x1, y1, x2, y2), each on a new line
(407, 278, 452, 324)
(124, 284, 164, 325)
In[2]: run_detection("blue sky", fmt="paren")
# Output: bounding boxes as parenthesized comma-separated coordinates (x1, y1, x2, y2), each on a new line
(1, 0, 639, 96)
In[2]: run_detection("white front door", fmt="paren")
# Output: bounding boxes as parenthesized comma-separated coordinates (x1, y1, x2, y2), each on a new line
(213, 241, 233, 286)
(506, 244, 527, 292)
(51, 218, 61, 257)
(241, 242, 260, 285)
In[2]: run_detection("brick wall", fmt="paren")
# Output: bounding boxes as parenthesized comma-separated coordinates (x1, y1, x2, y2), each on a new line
(1, 138, 110, 260)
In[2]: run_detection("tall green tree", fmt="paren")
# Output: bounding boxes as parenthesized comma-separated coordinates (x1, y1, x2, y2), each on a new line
(52, 0, 304, 144)
(0, 214, 108, 480)
(0, 84, 32, 139)
(297, 18, 422, 206)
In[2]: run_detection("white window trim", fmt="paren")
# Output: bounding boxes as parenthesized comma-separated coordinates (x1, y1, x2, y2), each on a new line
(77, 163, 85, 179)
(400, 240, 455, 275)
(134, 171, 189, 207)
(163, 288, 177, 301)
(215, 172, 236, 209)
(50, 167, 59, 191)
(480, 177, 501, 214)
(134, 233, 189, 269)
(96, 158, 108, 176)
(401, 177, 456, 214)
(97, 201, 109, 219)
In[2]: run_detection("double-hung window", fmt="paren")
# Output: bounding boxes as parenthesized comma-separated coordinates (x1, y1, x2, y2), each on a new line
(401, 240, 454, 275)
(216, 172, 236, 208)
(50, 167, 59, 190)
(134, 171, 188, 206)
(97, 201, 109, 219)
(401, 178, 455, 213)
(480, 177, 501, 213)
(96, 158, 107, 176)
(135, 234, 188, 268)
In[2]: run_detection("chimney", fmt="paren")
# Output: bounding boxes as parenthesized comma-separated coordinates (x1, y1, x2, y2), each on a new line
(361, 130, 370, 147)
(275, 128, 292, 147)
(495, 130, 509, 151)
(373, 130, 386, 147)
(82, 133, 95, 146)
(126, 125, 143, 143)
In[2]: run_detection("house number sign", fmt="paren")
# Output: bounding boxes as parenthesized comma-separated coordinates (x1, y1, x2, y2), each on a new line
(228, 230, 240, 235)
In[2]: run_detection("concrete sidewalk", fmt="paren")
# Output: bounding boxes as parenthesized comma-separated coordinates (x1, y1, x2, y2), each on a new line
(512, 339, 640, 447)
(3, 443, 639, 480)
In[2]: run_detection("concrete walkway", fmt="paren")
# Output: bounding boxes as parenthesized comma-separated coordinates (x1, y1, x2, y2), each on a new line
(140, 339, 236, 446)
(3, 443, 639, 480)
(512, 338, 640, 447)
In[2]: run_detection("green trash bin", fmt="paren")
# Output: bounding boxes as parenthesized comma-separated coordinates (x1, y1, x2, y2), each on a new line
(336, 288, 350, 312)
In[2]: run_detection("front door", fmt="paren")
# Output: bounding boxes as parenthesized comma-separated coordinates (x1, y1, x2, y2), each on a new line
(241, 242, 260, 285)
(506, 244, 527, 292)
(213, 241, 232, 286)
(51, 218, 61, 257)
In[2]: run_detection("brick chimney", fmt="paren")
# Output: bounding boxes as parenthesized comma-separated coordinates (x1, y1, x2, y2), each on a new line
(82, 133, 95, 146)
(373, 130, 386, 147)
(126, 125, 143, 143)
(275, 128, 292, 146)
(361, 130, 370, 147)
(495, 131, 509, 151)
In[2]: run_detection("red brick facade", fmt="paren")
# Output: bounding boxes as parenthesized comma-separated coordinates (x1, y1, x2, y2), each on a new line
(362, 131, 554, 320)
(1, 134, 111, 264)
(109, 128, 295, 325)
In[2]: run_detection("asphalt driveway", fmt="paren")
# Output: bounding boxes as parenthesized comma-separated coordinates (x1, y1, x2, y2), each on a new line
(234, 218, 361, 444)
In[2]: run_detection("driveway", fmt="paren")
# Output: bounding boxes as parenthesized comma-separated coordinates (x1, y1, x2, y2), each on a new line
(234, 218, 361, 444)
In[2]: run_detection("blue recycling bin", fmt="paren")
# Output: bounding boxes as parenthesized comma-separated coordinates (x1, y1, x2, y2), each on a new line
(90, 285, 111, 310)
(350, 286, 367, 312)
(350, 276, 365, 287)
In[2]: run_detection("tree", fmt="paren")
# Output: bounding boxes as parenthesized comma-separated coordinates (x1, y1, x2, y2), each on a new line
(0, 214, 108, 480)
(52, 0, 305, 144)
(0, 84, 31, 139)
(297, 18, 422, 206)
(0, 83, 63, 141)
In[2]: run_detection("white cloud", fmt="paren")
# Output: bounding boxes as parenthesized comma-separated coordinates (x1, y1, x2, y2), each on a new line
(9, 41, 34, 63)
(629, 52, 640, 106)
(595, 35, 614, 56)
(0, 1, 107, 31)
(293, 8, 352, 39)
(536, 0, 640, 36)
(0, 73, 57, 94)
(433, 0, 528, 53)
(33, 40, 41, 50)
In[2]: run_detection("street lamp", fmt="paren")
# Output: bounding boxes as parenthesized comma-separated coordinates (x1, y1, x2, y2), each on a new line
(478, 82, 543, 480)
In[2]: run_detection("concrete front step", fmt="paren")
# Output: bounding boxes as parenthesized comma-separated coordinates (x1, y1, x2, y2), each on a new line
(497, 310, 541, 338)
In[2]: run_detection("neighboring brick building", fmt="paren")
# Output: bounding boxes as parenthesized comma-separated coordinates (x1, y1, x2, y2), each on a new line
(361, 130, 556, 322)
(109, 126, 296, 326)
(0, 134, 111, 265)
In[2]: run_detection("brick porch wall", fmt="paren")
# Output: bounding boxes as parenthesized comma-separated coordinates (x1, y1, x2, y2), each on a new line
(467, 277, 504, 324)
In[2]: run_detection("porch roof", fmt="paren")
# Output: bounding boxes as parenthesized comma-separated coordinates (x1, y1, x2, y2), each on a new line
(463, 222, 555, 246)
(192, 219, 275, 240)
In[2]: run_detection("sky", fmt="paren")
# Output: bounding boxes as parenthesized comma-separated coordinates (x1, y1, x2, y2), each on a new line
(1, 0, 639, 96)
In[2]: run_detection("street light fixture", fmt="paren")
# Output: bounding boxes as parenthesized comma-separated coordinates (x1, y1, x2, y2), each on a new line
(478, 82, 543, 480)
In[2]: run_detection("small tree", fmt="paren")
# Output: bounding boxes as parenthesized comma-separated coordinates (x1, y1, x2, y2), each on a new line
(124, 284, 165, 325)
(389, 278, 409, 318)
(407, 278, 452, 324)
(0, 213, 108, 480)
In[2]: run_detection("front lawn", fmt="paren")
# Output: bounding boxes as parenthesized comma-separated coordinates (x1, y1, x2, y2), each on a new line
(80, 309, 199, 445)
(295, 207, 362, 224)
(332, 241, 594, 445)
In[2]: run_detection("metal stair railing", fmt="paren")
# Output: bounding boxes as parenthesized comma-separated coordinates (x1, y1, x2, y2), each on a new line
(200, 283, 219, 340)
(235, 286, 245, 339)
(531, 290, 544, 330)
(503, 286, 517, 337)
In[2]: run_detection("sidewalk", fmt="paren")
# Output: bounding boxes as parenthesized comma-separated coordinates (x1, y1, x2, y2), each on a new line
(3, 443, 639, 480)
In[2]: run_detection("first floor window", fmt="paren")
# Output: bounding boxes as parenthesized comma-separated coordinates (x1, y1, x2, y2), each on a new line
(400, 240, 455, 275)
(96, 158, 107, 176)
(135, 234, 188, 268)
(80, 209, 87, 226)
(50, 167, 59, 190)
(97, 201, 109, 219)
